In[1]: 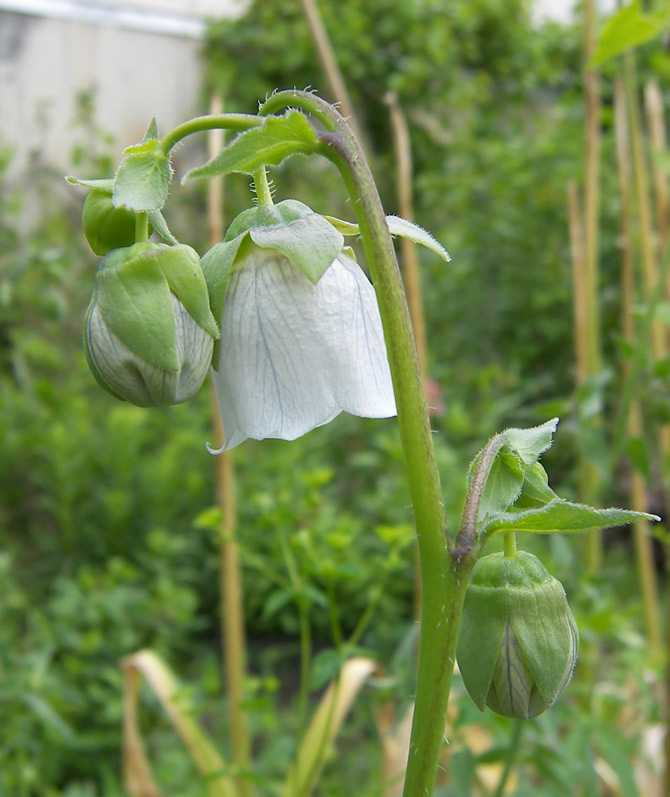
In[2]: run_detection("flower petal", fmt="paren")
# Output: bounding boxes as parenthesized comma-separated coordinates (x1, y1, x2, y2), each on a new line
(210, 250, 396, 451)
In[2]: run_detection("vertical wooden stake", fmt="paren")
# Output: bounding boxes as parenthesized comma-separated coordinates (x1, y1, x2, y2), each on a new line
(208, 94, 252, 796)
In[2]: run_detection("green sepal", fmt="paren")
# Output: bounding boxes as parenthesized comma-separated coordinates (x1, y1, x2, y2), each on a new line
(82, 190, 139, 255)
(150, 245, 219, 340)
(456, 573, 508, 711)
(507, 564, 577, 705)
(113, 149, 172, 212)
(201, 235, 247, 363)
(66, 176, 115, 192)
(94, 244, 179, 372)
(146, 209, 178, 245)
(219, 200, 345, 285)
(183, 110, 318, 180)
(250, 212, 344, 284)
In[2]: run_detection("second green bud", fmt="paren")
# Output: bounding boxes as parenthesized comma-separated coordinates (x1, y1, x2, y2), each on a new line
(456, 551, 578, 719)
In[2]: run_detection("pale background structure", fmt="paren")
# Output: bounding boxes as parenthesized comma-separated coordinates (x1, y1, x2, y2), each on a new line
(0, 0, 617, 227)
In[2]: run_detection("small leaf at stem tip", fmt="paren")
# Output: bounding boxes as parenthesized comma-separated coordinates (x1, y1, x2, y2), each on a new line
(183, 110, 319, 180)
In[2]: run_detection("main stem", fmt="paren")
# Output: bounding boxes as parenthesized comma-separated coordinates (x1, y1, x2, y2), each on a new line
(261, 90, 473, 795)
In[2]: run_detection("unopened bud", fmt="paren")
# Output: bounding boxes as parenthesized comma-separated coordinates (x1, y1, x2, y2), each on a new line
(456, 551, 578, 719)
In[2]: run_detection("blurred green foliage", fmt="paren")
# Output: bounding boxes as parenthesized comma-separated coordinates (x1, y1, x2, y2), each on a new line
(1, 0, 668, 793)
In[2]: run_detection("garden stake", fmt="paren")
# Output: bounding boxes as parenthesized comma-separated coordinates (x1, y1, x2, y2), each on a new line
(614, 76, 663, 655)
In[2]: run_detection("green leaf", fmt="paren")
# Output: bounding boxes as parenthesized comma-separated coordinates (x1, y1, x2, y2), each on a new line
(503, 417, 558, 466)
(323, 214, 451, 263)
(250, 212, 344, 284)
(65, 176, 114, 192)
(184, 110, 319, 180)
(113, 150, 172, 212)
(591, 0, 667, 67)
(484, 498, 658, 538)
(386, 215, 451, 262)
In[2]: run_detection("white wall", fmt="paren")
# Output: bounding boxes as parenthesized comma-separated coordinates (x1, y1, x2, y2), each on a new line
(0, 2, 244, 227)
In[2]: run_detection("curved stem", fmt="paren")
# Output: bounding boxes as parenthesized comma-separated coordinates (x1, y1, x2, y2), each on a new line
(158, 113, 263, 155)
(259, 90, 468, 797)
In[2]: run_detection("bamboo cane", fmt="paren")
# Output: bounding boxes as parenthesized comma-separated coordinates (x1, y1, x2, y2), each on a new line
(615, 75, 662, 653)
(208, 94, 252, 796)
(582, 0, 604, 572)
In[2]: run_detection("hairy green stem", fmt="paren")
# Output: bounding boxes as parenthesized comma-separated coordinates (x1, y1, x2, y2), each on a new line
(260, 89, 474, 796)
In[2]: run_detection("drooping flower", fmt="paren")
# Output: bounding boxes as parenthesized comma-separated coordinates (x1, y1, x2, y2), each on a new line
(202, 201, 397, 452)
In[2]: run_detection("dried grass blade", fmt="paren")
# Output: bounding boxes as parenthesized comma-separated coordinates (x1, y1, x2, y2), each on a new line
(282, 657, 378, 797)
(122, 649, 239, 797)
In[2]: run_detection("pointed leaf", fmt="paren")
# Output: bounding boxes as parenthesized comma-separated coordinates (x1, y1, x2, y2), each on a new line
(484, 498, 659, 537)
(251, 213, 344, 284)
(386, 215, 451, 262)
(113, 150, 172, 212)
(185, 111, 318, 180)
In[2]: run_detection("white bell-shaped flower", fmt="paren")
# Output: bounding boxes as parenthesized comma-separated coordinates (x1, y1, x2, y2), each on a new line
(209, 250, 396, 452)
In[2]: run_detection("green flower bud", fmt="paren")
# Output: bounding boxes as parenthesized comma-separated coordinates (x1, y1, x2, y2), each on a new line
(456, 552, 578, 719)
(82, 190, 141, 256)
(83, 242, 219, 407)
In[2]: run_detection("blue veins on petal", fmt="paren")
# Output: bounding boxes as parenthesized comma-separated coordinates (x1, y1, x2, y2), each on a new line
(209, 252, 397, 452)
